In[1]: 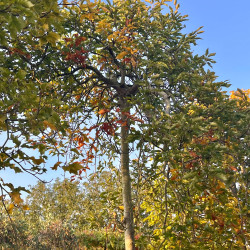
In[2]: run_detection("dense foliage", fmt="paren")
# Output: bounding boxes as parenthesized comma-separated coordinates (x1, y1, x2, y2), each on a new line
(0, 0, 249, 249)
(0, 176, 125, 249)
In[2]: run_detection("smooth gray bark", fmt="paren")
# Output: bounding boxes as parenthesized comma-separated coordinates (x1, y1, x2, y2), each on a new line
(120, 99, 135, 250)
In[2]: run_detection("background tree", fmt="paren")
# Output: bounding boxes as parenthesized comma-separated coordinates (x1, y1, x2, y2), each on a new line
(0, 0, 68, 206)
(0, 175, 125, 249)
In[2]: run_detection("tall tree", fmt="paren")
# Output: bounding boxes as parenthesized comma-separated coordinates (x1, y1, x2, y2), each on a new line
(1, 0, 249, 249)
(45, 0, 248, 248)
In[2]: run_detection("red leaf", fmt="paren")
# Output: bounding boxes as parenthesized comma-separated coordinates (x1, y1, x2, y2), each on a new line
(189, 150, 198, 158)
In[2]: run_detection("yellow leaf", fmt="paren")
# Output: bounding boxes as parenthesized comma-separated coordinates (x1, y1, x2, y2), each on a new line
(10, 192, 23, 204)
(43, 24, 49, 31)
(188, 109, 195, 115)
(107, 34, 114, 41)
(117, 51, 128, 59)
(46, 32, 60, 44)
(7, 203, 14, 214)
(118, 205, 124, 210)
(80, 3, 96, 10)
(23, 205, 29, 210)
(81, 13, 95, 21)
(131, 57, 137, 67)
(86, 2, 96, 8)
(197, 30, 204, 34)
(200, 219, 207, 224)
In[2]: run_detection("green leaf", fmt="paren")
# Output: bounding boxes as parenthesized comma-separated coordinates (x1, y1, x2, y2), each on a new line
(30, 157, 45, 165)
(46, 32, 61, 46)
(22, 0, 34, 8)
(63, 162, 83, 174)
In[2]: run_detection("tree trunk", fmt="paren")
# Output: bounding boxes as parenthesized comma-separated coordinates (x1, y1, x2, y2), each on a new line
(120, 99, 135, 250)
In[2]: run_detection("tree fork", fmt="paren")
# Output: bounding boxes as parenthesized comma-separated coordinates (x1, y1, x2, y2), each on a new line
(120, 98, 135, 250)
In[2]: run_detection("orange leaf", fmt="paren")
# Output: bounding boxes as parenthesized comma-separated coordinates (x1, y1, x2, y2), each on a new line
(171, 174, 178, 181)
(98, 109, 109, 115)
(117, 51, 128, 59)
(229, 166, 237, 171)
(185, 163, 193, 169)
(75, 95, 81, 100)
(189, 150, 198, 158)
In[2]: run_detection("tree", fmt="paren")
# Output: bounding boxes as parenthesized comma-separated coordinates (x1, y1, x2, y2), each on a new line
(0, 0, 66, 204)
(136, 88, 249, 248)
(0, 0, 249, 249)
(25, 172, 122, 232)
(52, 1, 247, 248)
(0, 175, 125, 249)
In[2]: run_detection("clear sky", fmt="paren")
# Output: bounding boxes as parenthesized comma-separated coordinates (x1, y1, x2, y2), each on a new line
(1, 0, 249, 192)
(179, 0, 250, 91)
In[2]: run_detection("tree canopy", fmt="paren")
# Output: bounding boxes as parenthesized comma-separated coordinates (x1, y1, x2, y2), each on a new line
(0, 0, 249, 249)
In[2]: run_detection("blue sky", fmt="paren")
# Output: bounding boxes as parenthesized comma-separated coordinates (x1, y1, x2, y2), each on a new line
(1, 0, 249, 192)
(179, 0, 250, 91)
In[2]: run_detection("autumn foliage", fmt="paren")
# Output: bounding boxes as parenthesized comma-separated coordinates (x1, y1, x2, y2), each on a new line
(0, 0, 249, 249)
